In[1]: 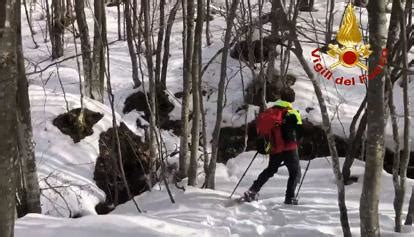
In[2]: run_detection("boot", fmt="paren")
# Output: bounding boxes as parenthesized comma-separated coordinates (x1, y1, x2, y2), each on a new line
(243, 190, 259, 202)
(284, 197, 299, 205)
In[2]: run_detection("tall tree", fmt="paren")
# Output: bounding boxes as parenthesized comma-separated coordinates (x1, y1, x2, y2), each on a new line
(154, 0, 166, 85)
(265, 0, 284, 97)
(92, 0, 107, 102)
(0, 0, 18, 236)
(142, 0, 157, 174)
(160, 0, 181, 87)
(393, 0, 411, 231)
(360, 0, 388, 236)
(188, 0, 204, 186)
(74, 0, 94, 99)
(125, 0, 141, 88)
(16, 0, 41, 214)
(205, 0, 239, 189)
(178, 0, 195, 179)
(50, 0, 64, 59)
(274, 0, 351, 235)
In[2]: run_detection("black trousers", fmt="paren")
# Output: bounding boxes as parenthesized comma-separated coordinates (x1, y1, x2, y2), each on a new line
(250, 150, 301, 199)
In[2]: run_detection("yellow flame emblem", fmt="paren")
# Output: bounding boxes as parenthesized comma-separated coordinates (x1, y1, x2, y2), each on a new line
(327, 3, 372, 71)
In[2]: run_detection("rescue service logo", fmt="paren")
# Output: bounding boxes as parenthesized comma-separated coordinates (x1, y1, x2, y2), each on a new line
(311, 3, 388, 86)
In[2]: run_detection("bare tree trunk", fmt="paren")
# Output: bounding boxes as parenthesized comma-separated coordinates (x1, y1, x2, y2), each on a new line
(132, 0, 138, 37)
(325, 0, 335, 45)
(44, 0, 51, 43)
(104, 32, 142, 213)
(16, 0, 41, 214)
(160, 0, 181, 88)
(384, 1, 403, 230)
(205, 0, 239, 189)
(284, 1, 351, 235)
(342, 97, 367, 183)
(23, 0, 38, 48)
(0, 0, 18, 236)
(188, 0, 204, 186)
(396, 0, 411, 229)
(117, 0, 122, 40)
(51, 0, 65, 59)
(360, 1, 388, 236)
(205, 0, 211, 46)
(92, 0, 106, 102)
(154, 0, 166, 85)
(266, 0, 284, 97)
(406, 187, 414, 225)
(142, 0, 157, 174)
(75, 0, 94, 98)
(292, 45, 352, 237)
(125, 0, 141, 88)
(178, 0, 194, 179)
(388, 75, 402, 231)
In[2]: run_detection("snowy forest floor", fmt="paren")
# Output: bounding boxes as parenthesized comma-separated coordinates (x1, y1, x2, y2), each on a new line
(14, 0, 414, 236)
(16, 154, 414, 236)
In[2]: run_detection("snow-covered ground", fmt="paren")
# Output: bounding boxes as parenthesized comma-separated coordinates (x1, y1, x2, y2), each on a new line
(16, 154, 414, 236)
(15, 0, 414, 235)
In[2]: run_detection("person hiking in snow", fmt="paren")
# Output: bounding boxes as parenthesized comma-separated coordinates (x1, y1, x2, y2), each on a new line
(244, 87, 303, 205)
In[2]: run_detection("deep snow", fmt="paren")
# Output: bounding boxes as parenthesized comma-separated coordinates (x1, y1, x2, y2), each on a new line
(14, 0, 414, 236)
(16, 155, 414, 236)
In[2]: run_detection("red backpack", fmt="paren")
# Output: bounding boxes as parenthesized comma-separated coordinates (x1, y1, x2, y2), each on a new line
(255, 106, 288, 154)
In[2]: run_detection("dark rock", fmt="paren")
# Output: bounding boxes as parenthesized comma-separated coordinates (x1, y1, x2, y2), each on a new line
(305, 107, 315, 113)
(217, 123, 257, 163)
(230, 37, 277, 63)
(194, 14, 214, 22)
(123, 89, 181, 135)
(383, 149, 414, 179)
(174, 91, 184, 99)
(52, 108, 103, 143)
(94, 123, 152, 214)
(246, 74, 297, 106)
(217, 119, 348, 163)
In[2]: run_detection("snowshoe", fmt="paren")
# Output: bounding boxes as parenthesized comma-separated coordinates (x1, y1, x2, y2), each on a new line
(284, 197, 299, 205)
(243, 190, 259, 202)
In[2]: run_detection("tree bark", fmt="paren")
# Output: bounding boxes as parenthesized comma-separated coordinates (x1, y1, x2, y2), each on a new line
(396, 0, 411, 230)
(142, 0, 157, 174)
(205, 0, 211, 46)
(388, 75, 402, 231)
(205, 0, 239, 189)
(178, 0, 194, 179)
(75, 0, 94, 99)
(125, 0, 141, 88)
(51, 0, 64, 59)
(360, 1, 388, 236)
(154, 0, 166, 85)
(16, 0, 41, 214)
(188, 0, 204, 186)
(0, 0, 18, 236)
(92, 0, 106, 102)
(266, 0, 283, 97)
(160, 0, 181, 88)
(342, 97, 367, 183)
(406, 186, 414, 225)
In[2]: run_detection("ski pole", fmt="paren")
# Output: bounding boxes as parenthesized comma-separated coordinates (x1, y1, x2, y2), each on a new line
(295, 159, 311, 199)
(229, 151, 259, 199)
(295, 141, 315, 199)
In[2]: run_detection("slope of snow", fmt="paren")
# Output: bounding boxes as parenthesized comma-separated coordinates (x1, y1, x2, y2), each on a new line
(16, 153, 414, 236)
(30, 84, 145, 216)
(16, 0, 414, 235)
